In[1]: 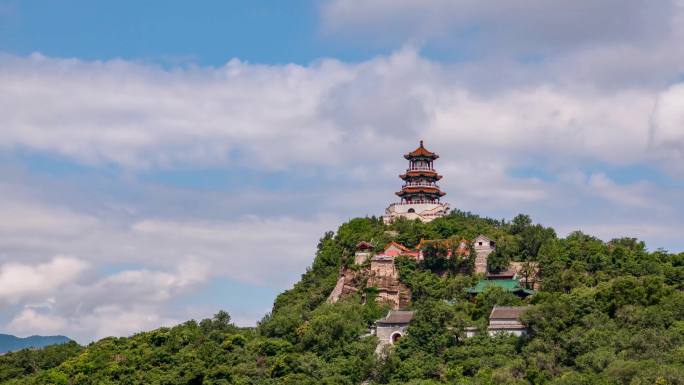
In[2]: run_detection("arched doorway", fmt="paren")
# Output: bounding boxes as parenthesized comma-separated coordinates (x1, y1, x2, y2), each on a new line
(390, 332, 403, 344)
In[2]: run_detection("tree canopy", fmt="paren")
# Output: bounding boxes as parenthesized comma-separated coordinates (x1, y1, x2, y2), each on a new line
(2, 211, 683, 385)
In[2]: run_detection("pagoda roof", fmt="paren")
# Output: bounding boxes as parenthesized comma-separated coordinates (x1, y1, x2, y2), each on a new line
(356, 241, 374, 251)
(400, 170, 443, 180)
(404, 140, 439, 160)
(396, 186, 446, 196)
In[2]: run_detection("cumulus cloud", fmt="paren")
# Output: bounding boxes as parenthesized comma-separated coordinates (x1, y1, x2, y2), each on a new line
(130, 217, 334, 284)
(322, 0, 679, 48)
(321, 0, 684, 88)
(587, 173, 663, 209)
(652, 82, 684, 174)
(7, 308, 68, 336)
(0, 256, 88, 304)
(322, 0, 674, 50)
(0, 54, 346, 169)
(0, 51, 681, 173)
(3, 255, 212, 342)
(0, 180, 331, 283)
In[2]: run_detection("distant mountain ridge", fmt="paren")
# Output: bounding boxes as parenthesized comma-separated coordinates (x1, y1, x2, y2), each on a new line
(0, 334, 71, 354)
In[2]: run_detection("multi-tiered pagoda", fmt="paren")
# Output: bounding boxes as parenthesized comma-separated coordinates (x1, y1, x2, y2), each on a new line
(383, 141, 450, 223)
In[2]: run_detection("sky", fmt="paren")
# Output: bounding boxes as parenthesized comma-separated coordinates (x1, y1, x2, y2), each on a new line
(0, 0, 683, 343)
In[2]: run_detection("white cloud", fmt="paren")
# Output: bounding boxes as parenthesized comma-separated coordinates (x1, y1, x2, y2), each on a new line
(321, 0, 684, 88)
(77, 306, 178, 341)
(2, 256, 213, 342)
(587, 173, 662, 209)
(321, 1, 678, 48)
(130, 216, 334, 284)
(7, 308, 68, 336)
(0, 52, 681, 174)
(652, 82, 684, 174)
(429, 85, 653, 165)
(0, 185, 97, 237)
(7, 305, 179, 341)
(0, 54, 347, 169)
(0, 256, 88, 304)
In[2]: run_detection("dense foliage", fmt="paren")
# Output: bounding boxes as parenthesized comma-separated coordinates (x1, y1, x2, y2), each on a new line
(3, 211, 683, 384)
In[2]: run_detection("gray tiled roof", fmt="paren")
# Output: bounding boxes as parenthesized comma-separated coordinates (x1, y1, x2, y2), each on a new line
(489, 306, 529, 320)
(377, 310, 414, 325)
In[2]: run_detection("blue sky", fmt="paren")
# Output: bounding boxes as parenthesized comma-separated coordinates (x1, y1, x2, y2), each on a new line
(0, 0, 683, 342)
(0, 0, 373, 65)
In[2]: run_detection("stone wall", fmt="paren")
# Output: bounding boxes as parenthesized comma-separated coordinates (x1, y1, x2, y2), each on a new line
(368, 258, 411, 309)
(383, 202, 450, 223)
(370, 259, 396, 277)
(376, 324, 409, 345)
(354, 251, 371, 265)
(474, 236, 495, 274)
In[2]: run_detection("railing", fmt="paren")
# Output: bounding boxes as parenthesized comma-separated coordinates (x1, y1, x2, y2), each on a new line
(402, 182, 439, 188)
(407, 167, 434, 171)
(388, 201, 440, 206)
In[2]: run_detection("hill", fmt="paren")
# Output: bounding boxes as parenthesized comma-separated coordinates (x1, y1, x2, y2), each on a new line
(0, 210, 683, 384)
(0, 335, 72, 354)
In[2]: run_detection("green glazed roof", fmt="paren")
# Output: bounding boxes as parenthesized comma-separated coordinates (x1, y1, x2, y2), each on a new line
(467, 279, 535, 295)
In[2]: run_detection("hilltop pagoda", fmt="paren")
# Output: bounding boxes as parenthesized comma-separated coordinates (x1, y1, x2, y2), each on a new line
(383, 141, 450, 223)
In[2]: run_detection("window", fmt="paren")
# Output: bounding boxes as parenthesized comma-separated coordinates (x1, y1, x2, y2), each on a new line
(478, 242, 483, 246)
(407, 208, 415, 213)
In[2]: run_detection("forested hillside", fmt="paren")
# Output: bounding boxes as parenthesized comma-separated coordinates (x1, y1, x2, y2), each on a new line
(2, 211, 683, 385)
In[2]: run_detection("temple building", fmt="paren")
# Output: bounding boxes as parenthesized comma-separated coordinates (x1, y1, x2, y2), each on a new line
(373, 310, 415, 353)
(353, 241, 374, 265)
(384, 141, 450, 223)
(487, 306, 530, 337)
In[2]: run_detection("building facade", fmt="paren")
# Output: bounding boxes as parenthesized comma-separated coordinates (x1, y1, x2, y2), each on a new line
(384, 141, 450, 223)
(353, 241, 374, 265)
(487, 306, 530, 337)
(374, 310, 414, 353)
(473, 235, 496, 274)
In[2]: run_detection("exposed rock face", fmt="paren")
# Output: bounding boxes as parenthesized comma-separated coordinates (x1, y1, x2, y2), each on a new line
(327, 256, 411, 310)
(367, 257, 411, 309)
(326, 275, 346, 304)
(327, 267, 368, 304)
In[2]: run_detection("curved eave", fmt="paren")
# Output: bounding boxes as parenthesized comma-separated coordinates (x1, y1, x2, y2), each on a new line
(395, 188, 446, 197)
(403, 153, 439, 160)
(400, 172, 443, 180)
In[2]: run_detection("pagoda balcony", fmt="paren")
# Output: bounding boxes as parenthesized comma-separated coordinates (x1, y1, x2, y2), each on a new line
(402, 182, 440, 188)
(407, 166, 434, 171)
(388, 200, 440, 206)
